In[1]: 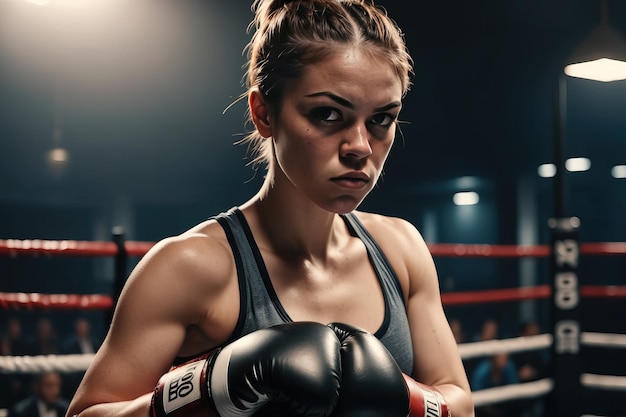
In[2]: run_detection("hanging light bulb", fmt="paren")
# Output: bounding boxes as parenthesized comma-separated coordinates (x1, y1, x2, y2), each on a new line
(564, 0, 626, 82)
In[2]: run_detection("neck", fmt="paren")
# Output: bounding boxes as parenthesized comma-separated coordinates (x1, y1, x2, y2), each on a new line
(241, 174, 347, 262)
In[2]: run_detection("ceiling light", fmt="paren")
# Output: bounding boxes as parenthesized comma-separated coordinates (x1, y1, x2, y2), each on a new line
(47, 147, 70, 165)
(565, 157, 591, 172)
(538, 163, 556, 178)
(612, 165, 626, 179)
(453, 192, 479, 206)
(564, 3, 626, 82)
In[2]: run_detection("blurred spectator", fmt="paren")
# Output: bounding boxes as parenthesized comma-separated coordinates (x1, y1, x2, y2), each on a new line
(2, 318, 32, 355)
(449, 318, 465, 344)
(31, 318, 59, 356)
(514, 321, 547, 382)
(476, 318, 498, 342)
(465, 317, 500, 378)
(1, 318, 32, 408)
(8, 371, 69, 417)
(61, 318, 99, 355)
(471, 352, 519, 417)
(60, 317, 100, 400)
(511, 321, 547, 417)
(472, 352, 519, 389)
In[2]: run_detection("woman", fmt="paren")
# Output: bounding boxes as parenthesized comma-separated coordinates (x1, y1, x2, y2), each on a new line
(67, 1, 474, 416)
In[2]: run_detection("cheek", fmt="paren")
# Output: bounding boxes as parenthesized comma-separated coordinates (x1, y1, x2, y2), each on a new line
(273, 127, 317, 172)
(373, 137, 395, 165)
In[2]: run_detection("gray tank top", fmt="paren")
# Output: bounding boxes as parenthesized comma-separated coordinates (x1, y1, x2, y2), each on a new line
(212, 207, 414, 374)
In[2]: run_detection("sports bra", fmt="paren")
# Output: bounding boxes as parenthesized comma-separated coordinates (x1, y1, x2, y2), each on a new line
(176, 207, 414, 374)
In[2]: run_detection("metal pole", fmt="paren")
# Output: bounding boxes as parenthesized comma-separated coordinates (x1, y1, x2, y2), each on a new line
(548, 75, 582, 417)
(553, 75, 567, 218)
(109, 226, 128, 326)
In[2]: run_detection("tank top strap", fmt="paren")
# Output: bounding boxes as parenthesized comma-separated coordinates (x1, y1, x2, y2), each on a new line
(214, 207, 290, 343)
(340, 212, 406, 310)
(341, 212, 414, 374)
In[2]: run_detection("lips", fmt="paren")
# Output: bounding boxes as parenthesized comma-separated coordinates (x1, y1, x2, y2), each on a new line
(331, 172, 371, 189)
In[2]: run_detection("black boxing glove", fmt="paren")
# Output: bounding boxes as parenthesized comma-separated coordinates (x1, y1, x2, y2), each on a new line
(151, 322, 342, 417)
(328, 322, 450, 417)
(328, 322, 409, 417)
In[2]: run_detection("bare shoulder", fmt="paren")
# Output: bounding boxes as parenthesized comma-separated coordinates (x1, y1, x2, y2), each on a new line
(351, 211, 429, 255)
(120, 218, 236, 318)
(351, 211, 435, 296)
(67, 218, 237, 414)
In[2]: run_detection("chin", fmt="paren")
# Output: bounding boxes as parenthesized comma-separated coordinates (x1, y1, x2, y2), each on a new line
(325, 197, 366, 215)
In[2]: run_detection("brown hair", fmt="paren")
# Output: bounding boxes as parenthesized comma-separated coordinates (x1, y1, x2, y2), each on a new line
(241, 0, 413, 168)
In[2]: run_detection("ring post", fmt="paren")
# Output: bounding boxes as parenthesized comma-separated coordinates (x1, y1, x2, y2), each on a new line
(547, 217, 582, 416)
(109, 227, 128, 326)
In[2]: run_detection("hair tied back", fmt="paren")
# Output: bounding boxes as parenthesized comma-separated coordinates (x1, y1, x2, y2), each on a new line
(252, 0, 376, 17)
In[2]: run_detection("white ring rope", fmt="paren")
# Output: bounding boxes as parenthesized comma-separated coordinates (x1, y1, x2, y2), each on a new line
(0, 354, 95, 374)
(581, 373, 626, 391)
(582, 332, 626, 349)
(471, 372, 626, 408)
(458, 331, 626, 360)
(1, 331, 624, 374)
(472, 378, 553, 407)
(457, 334, 552, 359)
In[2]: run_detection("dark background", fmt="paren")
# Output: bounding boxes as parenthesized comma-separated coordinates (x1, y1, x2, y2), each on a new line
(0, 0, 625, 412)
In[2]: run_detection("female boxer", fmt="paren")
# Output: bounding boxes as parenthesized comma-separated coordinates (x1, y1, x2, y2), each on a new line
(67, 1, 474, 416)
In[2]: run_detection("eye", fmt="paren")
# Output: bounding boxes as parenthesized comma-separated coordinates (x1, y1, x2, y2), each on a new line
(312, 107, 342, 122)
(369, 113, 395, 127)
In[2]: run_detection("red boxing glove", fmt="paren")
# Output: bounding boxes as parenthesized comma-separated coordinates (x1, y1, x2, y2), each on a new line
(403, 374, 451, 417)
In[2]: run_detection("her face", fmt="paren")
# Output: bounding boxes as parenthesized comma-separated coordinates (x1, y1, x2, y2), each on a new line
(264, 47, 403, 214)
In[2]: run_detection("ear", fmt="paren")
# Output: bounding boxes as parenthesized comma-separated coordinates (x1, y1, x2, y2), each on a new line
(248, 88, 273, 138)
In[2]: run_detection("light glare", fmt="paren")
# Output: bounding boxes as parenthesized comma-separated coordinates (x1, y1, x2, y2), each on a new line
(47, 147, 69, 164)
(564, 58, 626, 82)
(453, 192, 479, 206)
(565, 157, 591, 172)
(612, 165, 626, 179)
(538, 163, 556, 178)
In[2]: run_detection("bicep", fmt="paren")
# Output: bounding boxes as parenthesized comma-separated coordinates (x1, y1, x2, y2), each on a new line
(69, 240, 213, 413)
(403, 230, 469, 389)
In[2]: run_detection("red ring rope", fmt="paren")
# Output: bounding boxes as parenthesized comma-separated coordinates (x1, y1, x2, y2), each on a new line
(2, 239, 626, 258)
(1, 284, 624, 311)
(0, 292, 113, 310)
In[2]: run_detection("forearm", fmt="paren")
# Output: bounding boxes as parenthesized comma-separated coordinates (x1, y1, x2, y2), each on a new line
(68, 393, 152, 417)
(434, 384, 475, 417)
(402, 373, 474, 417)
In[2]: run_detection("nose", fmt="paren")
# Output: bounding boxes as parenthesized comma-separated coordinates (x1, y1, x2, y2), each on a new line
(340, 123, 372, 160)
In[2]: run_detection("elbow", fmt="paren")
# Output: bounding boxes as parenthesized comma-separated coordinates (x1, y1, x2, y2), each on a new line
(455, 388, 475, 417)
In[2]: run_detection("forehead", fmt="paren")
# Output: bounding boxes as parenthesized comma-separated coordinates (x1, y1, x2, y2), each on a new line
(285, 47, 403, 105)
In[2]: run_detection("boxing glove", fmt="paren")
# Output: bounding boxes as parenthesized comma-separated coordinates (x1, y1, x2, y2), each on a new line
(328, 322, 450, 417)
(151, 322, 342, 417)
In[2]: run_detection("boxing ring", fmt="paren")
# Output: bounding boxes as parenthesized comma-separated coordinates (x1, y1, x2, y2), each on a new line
(1, 235, 625, 417)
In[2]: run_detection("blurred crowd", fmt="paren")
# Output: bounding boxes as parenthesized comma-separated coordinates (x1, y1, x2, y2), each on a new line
(1, 314, 548, 417)
(1, 316, 102, 417)
(450, 317, 548, 417)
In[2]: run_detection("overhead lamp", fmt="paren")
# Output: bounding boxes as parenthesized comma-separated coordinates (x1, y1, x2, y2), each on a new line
(47, 147, 70, 165)
(565, 157, 591, 172)
(564, 0, 626, 82)
(453, 191, 479, 206)
(612, 165, 626, 179)
(538, 163, 557, 178)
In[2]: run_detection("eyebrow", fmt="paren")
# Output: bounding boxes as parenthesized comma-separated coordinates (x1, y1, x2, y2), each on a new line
(304, 91, 401, 112)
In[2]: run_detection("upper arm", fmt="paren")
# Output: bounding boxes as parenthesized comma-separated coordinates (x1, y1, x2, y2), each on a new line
(68, 234, 233, 415)
(400, 223, 469, 389)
